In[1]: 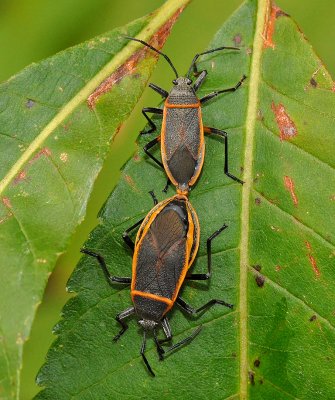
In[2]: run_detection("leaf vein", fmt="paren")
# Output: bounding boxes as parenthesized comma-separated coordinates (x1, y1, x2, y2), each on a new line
(264, 377, 302, 400)
(262, 75, 335, 120)
(259, 115, 334, 171)
(3, 204, 38, 262)
(249, 267, 335, 332)
(68, 311, 236, 399)
(253, 189, 335, 248)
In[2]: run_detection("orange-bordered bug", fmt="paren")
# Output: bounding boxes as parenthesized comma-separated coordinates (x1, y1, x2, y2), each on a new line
(81, 192, 232, 376)
(126, 36, 246, 194)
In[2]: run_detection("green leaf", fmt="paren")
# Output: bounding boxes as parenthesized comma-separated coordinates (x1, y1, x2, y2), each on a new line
(35, 0, 335, 398)
(0, 0, 189, 398)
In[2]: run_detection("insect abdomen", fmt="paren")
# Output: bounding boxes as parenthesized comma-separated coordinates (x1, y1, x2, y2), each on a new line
(163, 107, 204, 189)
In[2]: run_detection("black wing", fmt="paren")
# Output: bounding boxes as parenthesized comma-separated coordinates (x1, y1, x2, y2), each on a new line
(164, 108, 202, 185)
(134, 208, 188, 299)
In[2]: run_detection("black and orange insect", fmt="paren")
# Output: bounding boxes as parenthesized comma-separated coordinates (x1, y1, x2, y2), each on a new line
(126, 36, 246, 194)
(81, 192, 232, 376)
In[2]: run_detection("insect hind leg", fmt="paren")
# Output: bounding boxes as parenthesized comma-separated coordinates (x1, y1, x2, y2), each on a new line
(186, 224, 228, 280)
(80, 249, 131, 285)
(140, 330, 155, 377)
(113, 307, 135, 342)
(204, 126, 244, 185)
(161, 325, 202, 357)
(177, 296, 233, 316)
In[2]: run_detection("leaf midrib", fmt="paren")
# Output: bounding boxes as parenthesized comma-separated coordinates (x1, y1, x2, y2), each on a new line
(239, 0, 269, 399)
(0, 0, 190, 197)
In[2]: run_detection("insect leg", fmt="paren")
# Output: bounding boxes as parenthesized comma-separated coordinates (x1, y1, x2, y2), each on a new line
(186, 224, 228, 280)
(176, 296, 233, 315)
(80, 249, 131, 285)
(159, 317, 173, 345)
(153, 329, 165, 360)
(148, 190, 158, 206)
(113, 306, 135, 342)
(204, 126, 244, 184)
(122, 218, 144, 251)
(122, 191, 158, 250)
(143, 136, 163, 168)
(193, 70, 207, 92)
(141, 107, 163, 134)
(200, 75, 246, 104)
(163, 326, 202, 355)
(140, 330, 155, 377)
(149, 83, 168, 98)
(144, 137, 171, 192)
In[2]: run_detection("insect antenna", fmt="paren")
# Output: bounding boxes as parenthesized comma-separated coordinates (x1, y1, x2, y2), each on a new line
(140, 330, 155, 377)
(186, 46, 240, 79)
(124, 36, 179, 79)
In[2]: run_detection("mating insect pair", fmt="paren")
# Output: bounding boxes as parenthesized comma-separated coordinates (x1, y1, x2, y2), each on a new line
(82, 192, 232, 376)
(81, 37, 245, 376)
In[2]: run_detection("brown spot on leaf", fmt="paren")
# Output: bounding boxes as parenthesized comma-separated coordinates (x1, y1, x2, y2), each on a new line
(248, 371, 255, 385)
(11, 148, 52, 185)
(124, 174, 139, 192)
(255, 275, 265, 288)
(276, 8, 289, 18)
(284, 176, 298, 207)
(2, 197, 12, 209)
(263, 3, 283, 49)
(257, 109, 264, 121)
(29, 147, 52, 164)
(310, 78, 317, 88)
(271, 102, 297, 141)
(254, 359, 261, 368)
(252, 264, 262, 272)
(63, 121, 73, 131)
(133, 153, 141, 162)
(114, 124, 123, 138)
(255, 197, 261, 205)
(87, 6, 185, 109)
(304, 241, 320, 278)
(309, 315, 317, 322)
(13, 170, 27, 185)
(26, 99, 35, 108)
(233, 34, 242, 47)
(275, 265, 282, 272)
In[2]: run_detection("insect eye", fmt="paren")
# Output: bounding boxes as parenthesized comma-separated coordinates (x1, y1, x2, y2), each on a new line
(172, 79, 178, 85)
(186, 78, 192, 85)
